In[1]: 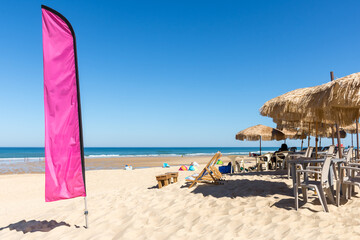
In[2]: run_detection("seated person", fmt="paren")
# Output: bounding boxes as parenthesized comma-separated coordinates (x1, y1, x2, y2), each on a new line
(278, 143, 288, 152)
(271, 143, 288, 166)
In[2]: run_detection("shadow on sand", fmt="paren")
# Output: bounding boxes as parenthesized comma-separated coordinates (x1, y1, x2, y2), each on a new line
(186, 169, 354, 212)
(189, 178, 293, 199)
(0, 220, 70, 234)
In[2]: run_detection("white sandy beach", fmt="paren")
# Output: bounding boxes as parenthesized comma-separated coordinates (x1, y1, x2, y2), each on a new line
(0, 156, 360, 240)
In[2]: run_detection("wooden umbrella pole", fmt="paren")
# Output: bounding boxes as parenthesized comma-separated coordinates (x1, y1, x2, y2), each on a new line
(352, 133, 354, 147)
(308, 123, 311, 147)
(330, 71, 342, 158)
(260, 136, 262, 155)
(330, 72, 335, 146)
(301, 139, 304, 151)
(331, 126, 335, 145)
(315, 121, 318, 158)
(356, 119, 359, 159)
(335, 123, 342, 158)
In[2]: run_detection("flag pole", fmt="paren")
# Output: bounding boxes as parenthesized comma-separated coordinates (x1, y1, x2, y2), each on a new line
(84, 197, 89, 228)
(70, 7, 88, 228)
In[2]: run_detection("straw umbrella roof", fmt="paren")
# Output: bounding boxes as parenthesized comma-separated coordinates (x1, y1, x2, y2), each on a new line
(235, 124, 285, 141)
(260, 87, 319, 122)
(278, 127, 306, 140)
(303, 72, 360, 109)
(260, 72, 360, 126)
(276, 120, 346, 138)
(273, 119, 335, 130)
(299, 72, 360, 125)
(343, 123, 357, 134)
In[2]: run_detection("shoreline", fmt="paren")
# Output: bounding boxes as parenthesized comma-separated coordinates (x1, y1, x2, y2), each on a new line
(0, 155, 257, 175)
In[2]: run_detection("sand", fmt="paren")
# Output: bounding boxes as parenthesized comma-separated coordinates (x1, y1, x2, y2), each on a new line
(0, 156, 359, 239)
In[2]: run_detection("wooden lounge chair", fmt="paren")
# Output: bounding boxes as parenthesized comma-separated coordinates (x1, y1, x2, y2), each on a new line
(295, 154, 335, 212)
(209, 156, 225, 180)
(186, 152, 222, 188)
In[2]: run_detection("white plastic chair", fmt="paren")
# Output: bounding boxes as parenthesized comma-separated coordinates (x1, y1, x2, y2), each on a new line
(295, 155, 334, 212)
(256, 153, 273, 171)
(287, 147, 314, 179)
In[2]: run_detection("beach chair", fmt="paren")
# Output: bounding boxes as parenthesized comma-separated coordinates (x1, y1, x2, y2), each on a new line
(344, 147, 354, 163)
(186, 152, 222, 188)
(274, 151, 290, 170)
(256, 153, 273, 171)
(227, 155, 246, 173)
(336, 158, 360, 206)
(287, 147, 314, 179)
(334, 147, 344, 158)
(209, 156, 225, 180)
(295, 154, 335, 212)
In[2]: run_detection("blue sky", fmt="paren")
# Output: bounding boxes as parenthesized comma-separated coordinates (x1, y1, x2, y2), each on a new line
(0, 0, 360, 147)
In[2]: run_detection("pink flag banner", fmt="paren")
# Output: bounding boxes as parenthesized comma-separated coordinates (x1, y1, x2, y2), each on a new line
(42, 5, 86, 202)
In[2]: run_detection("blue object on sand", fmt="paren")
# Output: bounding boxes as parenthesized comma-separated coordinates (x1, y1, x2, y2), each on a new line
(188, 165, 195, 171)
(163, 163, 170, 168)
(219, 165, 231, 173)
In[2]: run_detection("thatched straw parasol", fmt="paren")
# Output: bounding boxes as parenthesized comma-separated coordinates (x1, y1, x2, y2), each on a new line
(276, 122, 346, 151)
(275, 119, 336, 154)
(236, 124, 285, 154)
(277, 121, 346, 138)
(277, 126, 306, 139)
(299, 72, 360, 157)
(260, 72, 360, 158)
(293, 73, 360, 128)
(261, 72, 360, 126)
(343, 123, 357, 134)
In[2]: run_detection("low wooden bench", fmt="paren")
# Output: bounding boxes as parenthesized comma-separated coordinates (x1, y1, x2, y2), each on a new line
(166, 172, 179, 183)
(156, 174, 171, 189)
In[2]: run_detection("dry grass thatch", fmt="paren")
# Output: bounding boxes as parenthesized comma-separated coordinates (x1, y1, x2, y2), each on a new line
(260, 72, 360, 126)
(235, 124, 285, 141)
(276, 126, 307, 140)
(276, 121, 346, 138)
(343, 123, 357, 134)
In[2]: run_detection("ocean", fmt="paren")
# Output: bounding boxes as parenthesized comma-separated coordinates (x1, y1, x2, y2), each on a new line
(0, 147, 288, 174)
(0, 147, 281, 161)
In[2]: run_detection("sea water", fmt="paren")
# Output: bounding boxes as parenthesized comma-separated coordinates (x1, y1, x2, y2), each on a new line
(0, 147, 288, 174)
(0, 147, 281, 161)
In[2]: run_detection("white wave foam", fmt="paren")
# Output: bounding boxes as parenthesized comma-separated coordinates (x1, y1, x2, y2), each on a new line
(85, 154, 181, 158)
(0, 157, 44, 162)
